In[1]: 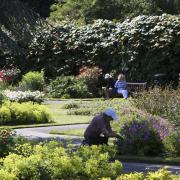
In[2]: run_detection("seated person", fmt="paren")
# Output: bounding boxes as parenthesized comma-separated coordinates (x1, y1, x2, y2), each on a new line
(114, 73, 128, 99)
(102, 74, 115, 98)
(83, 108, 120, 146)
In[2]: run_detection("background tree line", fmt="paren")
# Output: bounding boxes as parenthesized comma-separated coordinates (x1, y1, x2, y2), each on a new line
(0, 0, 180, 84)
(49, 0, 180, 24)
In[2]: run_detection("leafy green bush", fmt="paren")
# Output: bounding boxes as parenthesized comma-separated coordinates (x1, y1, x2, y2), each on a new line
(163, 128, 180, 157)
(0, 102, 51, 125)
(0, 169, 17, 180)
(62, 102, 80, 109)
(116, 168, 174, 180)
(0, 106, 11, 124)
(67, 108, 91, 115)
(0, 91, 4, 105)
(146, 168, 174, 180)
(133, 88, 180, 126)
(19, 71, 45, 91)
(0, 128, 15, 157)
(0, 142, 123, 179)
(116, 172, 144, 180)
(28, 15, 180, 83)
(46, 75, 92, 98)
(116, 115, 173, 156)
(77, 66, 103, 97)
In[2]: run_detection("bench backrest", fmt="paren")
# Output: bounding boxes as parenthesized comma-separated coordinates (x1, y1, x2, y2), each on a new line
(127, 82, 147, 92)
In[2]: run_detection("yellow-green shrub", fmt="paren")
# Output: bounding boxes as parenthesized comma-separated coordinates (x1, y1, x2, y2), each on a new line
(0, 101, 51, 125)
(19, 71, 44, 91)
(0, 169, 18, 180)
(0, 142, 123, 179)
(0, 106, 11, 125)
(115, 168, 174, 180)
(147, 168, 174, 180)
(117, 172, 144, 180)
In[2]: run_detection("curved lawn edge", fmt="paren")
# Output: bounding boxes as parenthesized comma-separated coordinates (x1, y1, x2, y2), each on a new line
(0, 123, 89, 130)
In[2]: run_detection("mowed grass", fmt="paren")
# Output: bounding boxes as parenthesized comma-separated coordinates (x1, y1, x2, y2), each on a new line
(50, 129, 85, 136)
(45, 98, 132, 126)
(0, 98, 133, 128)
(49, 128, 116, 144)
(45, 102, 92, 125)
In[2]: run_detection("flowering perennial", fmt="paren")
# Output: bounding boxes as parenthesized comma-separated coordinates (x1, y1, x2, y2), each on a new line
(0, 65, 20, 82)
(3, 90, 44, 103)
(117, 115, 173, 156)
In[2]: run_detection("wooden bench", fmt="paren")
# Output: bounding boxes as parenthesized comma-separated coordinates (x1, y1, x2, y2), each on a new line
(102, 82, 147, 98)
(126, 82, 147, 97)
(127, 82, 147, 92)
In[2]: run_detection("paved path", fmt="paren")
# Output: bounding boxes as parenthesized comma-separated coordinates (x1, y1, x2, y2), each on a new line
(15, 124, 180, 175)
(15, 124, 88, 144)
(121, 162, 180, 175)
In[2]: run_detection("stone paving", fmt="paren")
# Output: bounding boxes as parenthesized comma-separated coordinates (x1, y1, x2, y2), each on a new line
(15, 124, 87, 145)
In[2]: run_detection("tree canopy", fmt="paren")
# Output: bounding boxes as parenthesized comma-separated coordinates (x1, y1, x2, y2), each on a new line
(49, 0, 180, 25)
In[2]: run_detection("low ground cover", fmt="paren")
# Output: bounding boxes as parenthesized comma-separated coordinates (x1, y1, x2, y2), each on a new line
(0, 140, 178, 179)
(0, 142, 123, 179)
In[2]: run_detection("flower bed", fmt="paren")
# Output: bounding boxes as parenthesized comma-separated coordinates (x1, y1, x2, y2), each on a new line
(0, 65, 20, 83)
(3, 90, 44, 103)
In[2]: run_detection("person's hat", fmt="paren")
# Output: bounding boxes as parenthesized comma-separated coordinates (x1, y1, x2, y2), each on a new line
(104, 108, 118, 121)
(104, 74, 111, 79)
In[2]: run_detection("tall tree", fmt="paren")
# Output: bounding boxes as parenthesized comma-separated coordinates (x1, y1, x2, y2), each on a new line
(0, 0, 46, 69)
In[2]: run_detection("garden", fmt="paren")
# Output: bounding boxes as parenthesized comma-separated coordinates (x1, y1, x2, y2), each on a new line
(0, 0, 180, 179)
(0, 68, 179, 179)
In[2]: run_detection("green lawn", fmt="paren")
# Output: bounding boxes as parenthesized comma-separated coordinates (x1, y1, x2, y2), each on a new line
(0, 98, 133, 128)
(45, 98, 132, 125)
(50, 129, 85, 136)
(45, 102, 92, 124)
(0, 100, 93, 129)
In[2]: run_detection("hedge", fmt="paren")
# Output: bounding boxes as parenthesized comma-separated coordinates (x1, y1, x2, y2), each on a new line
(0, 101, 51, 125)
(27, 14, 180, 83)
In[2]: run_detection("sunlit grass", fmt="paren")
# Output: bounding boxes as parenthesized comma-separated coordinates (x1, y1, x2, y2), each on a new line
(49, 128, 116, 144)
(45, 102, 92, 124)
(50, 129, 84, 136)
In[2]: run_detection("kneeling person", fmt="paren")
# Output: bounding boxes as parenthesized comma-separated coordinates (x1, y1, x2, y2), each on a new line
(83, 108, 119, 145)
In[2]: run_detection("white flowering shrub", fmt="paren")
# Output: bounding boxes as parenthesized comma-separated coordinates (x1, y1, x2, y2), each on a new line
(1, 14, 180, 84)
(28, 14, 180, 83)
(3, 90, 44, 103)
